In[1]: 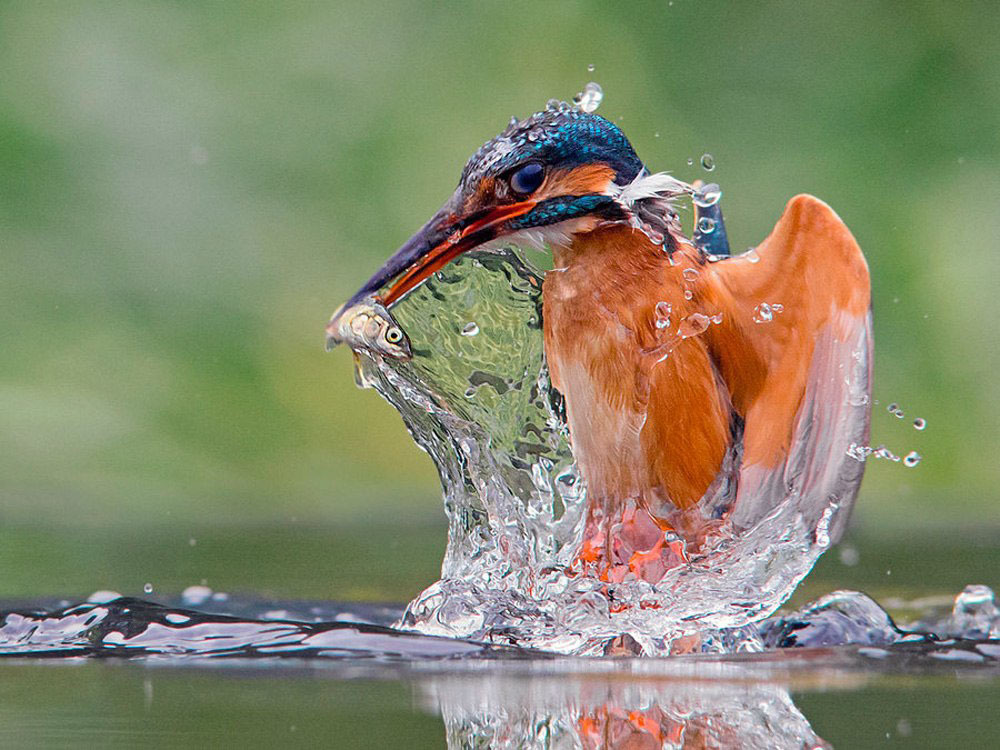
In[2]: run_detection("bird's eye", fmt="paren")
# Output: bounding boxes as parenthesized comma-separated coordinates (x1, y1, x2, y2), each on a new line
(509, 162, 545, 195)
(385, 327, 403, 344)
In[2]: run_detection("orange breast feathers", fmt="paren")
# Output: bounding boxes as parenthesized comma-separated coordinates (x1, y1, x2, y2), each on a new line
(541, 194, 871, 521)
(542, 226, 733, 513)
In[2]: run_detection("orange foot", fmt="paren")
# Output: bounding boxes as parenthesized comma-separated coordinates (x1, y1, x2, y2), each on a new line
(572, 500, 690, 587)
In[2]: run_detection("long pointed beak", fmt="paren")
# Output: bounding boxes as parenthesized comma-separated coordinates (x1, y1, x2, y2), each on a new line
(328, 197, 536, 335)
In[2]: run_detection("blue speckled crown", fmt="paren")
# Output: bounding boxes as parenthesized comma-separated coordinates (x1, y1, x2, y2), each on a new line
(459, 102, 645, 189)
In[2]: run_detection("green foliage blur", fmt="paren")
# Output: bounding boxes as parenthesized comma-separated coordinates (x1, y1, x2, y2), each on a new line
(1, 1, 998, 597)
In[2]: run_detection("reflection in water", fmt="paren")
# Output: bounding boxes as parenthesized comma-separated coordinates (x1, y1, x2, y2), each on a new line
(422, 673, 829, 749)
(5, 589, 1000, 747)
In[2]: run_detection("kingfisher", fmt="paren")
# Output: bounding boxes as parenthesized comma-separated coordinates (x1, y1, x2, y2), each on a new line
(328, 100, 872, 583)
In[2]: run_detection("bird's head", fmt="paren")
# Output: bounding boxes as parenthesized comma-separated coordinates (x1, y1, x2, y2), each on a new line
(329, 101, 687, 335)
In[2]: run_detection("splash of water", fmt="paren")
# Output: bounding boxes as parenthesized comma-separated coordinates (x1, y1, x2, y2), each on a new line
(341, 244, 870, 655)
(573, 82, 604, 114)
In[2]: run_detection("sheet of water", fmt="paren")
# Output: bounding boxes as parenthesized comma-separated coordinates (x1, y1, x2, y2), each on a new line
(346, 247, 868, 654)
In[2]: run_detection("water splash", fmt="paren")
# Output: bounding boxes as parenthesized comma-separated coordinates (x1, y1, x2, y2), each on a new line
(5, 586, 1000, 663)
(693, 183, 721, 208)
(573, 82, 603, 114)
(338, 247, 871, 654)
(0, 597, 493, 659)
(700, 153, 716, 171)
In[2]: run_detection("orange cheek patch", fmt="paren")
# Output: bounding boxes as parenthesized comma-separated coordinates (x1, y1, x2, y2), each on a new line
(537, 164, 617, 201)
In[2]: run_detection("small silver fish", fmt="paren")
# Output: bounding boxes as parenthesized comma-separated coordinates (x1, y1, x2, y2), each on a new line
(325, 297, 413, 360)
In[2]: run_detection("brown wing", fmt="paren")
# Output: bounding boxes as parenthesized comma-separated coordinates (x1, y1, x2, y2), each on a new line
(702, 194, 873, 537)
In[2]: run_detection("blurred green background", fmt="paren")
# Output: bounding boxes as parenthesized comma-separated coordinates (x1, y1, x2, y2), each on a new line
(1, 0, 998, 602)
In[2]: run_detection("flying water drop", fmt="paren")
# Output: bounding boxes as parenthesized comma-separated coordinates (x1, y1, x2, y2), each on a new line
(752, 303, 774, 323)
(143, 583, 153, 594)
(904, 451, 922, 467)
(573, 82, 603, 113)
(461, 322, 480, 337)
(700, 153, 716, 171)
(913, 417, 926, 430)
(587, 63, 595, 72)
(682, 267, 699, 281)
(654, 301, 672, 329)
(887, 402, 904, 419)
(697, 216, 716, 234)
(678, 313, 711, 339)
(693, 184, 721, 207)
(743, 248, 761, 263)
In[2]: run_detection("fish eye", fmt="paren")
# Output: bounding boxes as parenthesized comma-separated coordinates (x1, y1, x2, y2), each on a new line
(385, 327, 403, 344)
(509, 162, 545, 195)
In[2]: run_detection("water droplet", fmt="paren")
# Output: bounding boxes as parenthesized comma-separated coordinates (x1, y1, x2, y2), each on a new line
(684, 289, 693, 300)
(752, 303, 773, 323)
(686, 157, 694, 166)
(705, 253, 720, 263)
(913, 417, 926, 430)
(654, 131, 660, 138)
(189, 145, 208, 165)
(641, 226, 664, 246)
(573, 82, 603, 113)
(181, 585, 213, 606)
(587, 63, 595, 72)
(526, 131, 539, 142)
(887, 402, 899, 414)
(654, 301, 672, 329)
(682, 267, 699, 281)
(743, 248, 760, 263)
(678, 313, 710, 338)
(464, 386, 477, 398)
(546, 98, 561, 111)
(873, 444, 898, 461)
(904, 451, 921, 467)
(839, 546, 860, 566)
(461, 322, 479, 336)
(710, 313, 724, 325)
(700, 153, 715, 171)
(693, 184, 721, 207)
(143, 583, 153, 594)
(697, 216, 716, 234)
(771, 303, 784, 313)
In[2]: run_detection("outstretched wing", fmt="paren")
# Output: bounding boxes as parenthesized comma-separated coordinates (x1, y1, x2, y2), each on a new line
(703, 195, 872, 539)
